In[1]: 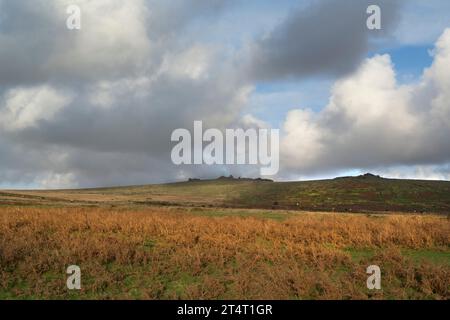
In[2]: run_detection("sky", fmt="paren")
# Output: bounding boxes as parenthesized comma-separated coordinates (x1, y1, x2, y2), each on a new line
(0, 0, 450, 189)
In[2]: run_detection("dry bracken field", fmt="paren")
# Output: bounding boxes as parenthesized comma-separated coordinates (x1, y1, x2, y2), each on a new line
(0, 206, 449, 300)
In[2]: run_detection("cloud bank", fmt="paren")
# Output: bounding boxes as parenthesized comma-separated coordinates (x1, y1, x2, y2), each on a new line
(0, 0, 449, 188)
(281, 29, 450, 177)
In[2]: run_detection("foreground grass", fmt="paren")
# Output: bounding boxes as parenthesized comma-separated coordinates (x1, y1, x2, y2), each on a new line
(0, 207, 449, 300)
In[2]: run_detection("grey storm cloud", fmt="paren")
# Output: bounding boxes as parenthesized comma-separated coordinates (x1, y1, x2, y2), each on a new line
(0, 0, 253, 188)
(248, 0, 402, 81)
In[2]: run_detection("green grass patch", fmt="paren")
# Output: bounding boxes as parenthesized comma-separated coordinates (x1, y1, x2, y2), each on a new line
(190, 208, 291, 221)
(344, 247, 377, 262)
(163, 272, 199, 298)
(402, 248, 450, 266)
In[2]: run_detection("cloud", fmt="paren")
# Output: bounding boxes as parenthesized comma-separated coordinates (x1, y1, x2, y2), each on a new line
(0, 0, 236, 86)
(0, 86, 72, 131)
(0, 0, 254, 188)
(371, 164, 450, 181)
(247, 0, 402, 82)
(0, 1, 449, 188)
(0, 0, 153, 85)
(281, 28, 450, 175)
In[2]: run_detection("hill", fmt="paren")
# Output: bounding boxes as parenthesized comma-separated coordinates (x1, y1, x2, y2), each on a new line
(1, 174, 450, 213)
(1, 174, 449, 300)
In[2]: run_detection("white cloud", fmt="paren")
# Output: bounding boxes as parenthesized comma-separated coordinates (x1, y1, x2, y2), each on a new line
(281, 28, 450, 174)
(372, 165, 450, 181)
(0, 86, 72, 131)
(47, 0, 152, 80)
(240, 114, 270, 129)
(36, 172, 77, 189)
(159, 44, 214, 80)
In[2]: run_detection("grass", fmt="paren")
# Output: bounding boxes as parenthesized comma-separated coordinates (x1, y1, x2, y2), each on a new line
(344, 248, 376, 262)
(402, 249, 450, 266)
(189, 207, 292, 221)
(0, 206, 448, 300)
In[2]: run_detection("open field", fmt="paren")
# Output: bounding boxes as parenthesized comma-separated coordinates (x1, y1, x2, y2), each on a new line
(2, 175, 450, 214)
(0, 206, 449, 300)
(1, 176, 449, 299)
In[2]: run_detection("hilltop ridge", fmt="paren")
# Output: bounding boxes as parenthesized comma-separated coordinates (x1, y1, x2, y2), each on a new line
(188, 175, 273, 183)
(1, 173, 450, 214)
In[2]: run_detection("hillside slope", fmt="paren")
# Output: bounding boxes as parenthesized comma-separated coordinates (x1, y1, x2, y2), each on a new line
(2, 174, 450, 213)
